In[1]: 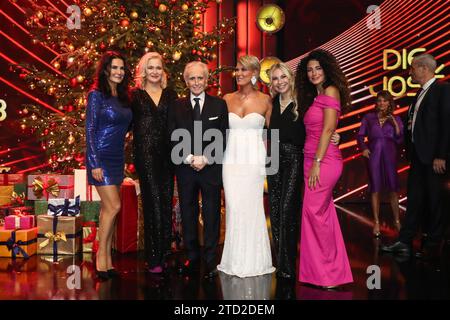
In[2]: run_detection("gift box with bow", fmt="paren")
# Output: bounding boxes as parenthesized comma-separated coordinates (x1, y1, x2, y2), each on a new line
(74, 169, 100, 201)
(80, 201, 100, 223)
(27, 174, 74, 200)
(4, 214, 35, 230)
(0, 186, 14, 206)
(113, 181, 140, 253)
(0, 174, 25, 186)
(82, 221, 99, 253)
(0, 226, 38, 258)
(37, 215, 82, 256)
(47, 196, 81, 216)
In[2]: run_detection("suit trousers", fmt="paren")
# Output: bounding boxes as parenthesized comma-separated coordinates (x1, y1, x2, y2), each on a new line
(177, 169, 221, 266)
(400, 144, 447, 246)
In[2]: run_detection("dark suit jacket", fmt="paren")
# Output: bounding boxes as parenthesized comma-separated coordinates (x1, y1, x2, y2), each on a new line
(168, 93, 229, 185)
(405, 81, 450, 164)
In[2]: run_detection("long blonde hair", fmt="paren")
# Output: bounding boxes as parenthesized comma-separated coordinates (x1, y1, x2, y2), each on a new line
(135, 52, 167, 89)
(237, 55, 260, 90)
(269, 62, 299, 120)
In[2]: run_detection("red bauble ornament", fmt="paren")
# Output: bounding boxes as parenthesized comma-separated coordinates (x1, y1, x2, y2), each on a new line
(99, 42, 106, 51)
(19, 73, 27, 79)
(44, 129, 49, 135)
(154, 1, 160, 8)
(51, 154, 58, 161)
(70, 77, 78, 88)
(74, 153, 84, 163)
(120, 19, 130, 27)
(191, 49, 197, 54)
(127, 163, 136, 173)
(66, 105, 74, 112)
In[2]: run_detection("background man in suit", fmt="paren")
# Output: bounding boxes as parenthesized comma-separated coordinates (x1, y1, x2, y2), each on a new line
(382, 53, 450, 259)
(168, 61, 229, 279)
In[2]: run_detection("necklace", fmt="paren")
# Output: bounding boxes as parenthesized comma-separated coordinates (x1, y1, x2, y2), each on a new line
(279, 96, 292, 113)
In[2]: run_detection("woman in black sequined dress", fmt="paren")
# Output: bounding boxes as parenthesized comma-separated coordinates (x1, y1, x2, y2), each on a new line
(131, 52, 177, 273)
(267, 63, 305, 280)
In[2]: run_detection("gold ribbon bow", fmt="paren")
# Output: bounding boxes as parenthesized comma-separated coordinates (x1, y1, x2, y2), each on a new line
(39, 231, 67, 249)
(11, 191, 26, 205)
(32, 177, 60, 199)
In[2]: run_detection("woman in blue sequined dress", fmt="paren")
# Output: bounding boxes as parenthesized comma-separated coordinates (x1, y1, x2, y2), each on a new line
(85, 51, 132, 280)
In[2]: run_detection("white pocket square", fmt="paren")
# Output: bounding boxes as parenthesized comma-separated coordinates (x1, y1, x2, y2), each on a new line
(208, 116, 219, 120)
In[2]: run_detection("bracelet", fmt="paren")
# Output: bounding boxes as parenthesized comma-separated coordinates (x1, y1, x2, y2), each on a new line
(314, 157, 321, 164)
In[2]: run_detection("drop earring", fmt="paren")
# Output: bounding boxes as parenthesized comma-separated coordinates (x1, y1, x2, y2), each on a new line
(251, 76, 257, 86)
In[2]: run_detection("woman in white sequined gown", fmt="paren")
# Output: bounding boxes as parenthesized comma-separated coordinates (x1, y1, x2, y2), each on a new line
(217, 56, 275, 278)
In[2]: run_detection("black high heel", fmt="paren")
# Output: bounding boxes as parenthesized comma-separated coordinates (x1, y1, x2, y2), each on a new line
(94, 258, 110, 280)
(107, 269, 120, 278)
(96, 270, 110, 281)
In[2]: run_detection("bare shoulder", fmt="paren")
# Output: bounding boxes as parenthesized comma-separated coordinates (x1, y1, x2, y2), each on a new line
(324, 85, 340, 100)
(257, 91, 272, 104)
(222, 92, 234, 103)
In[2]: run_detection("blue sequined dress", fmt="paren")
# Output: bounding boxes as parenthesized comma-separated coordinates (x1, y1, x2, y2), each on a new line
(85, 90, 132, 186)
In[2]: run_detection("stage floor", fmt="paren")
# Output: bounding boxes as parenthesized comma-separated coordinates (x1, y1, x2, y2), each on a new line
(1, 204, 449, 300)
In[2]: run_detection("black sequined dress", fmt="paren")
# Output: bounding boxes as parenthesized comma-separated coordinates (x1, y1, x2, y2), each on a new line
(130, 87, 177, 267)
(267, 96, 305, 278)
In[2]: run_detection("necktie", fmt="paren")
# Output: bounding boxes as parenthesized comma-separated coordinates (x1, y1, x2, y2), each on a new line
(193, 97, 201, 121)
(408, 88, 423, 131)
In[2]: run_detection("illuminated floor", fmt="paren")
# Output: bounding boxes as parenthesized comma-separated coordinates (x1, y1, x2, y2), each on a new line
(1, 204, 449, 300)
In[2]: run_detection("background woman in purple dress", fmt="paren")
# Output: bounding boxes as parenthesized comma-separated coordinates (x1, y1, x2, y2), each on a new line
(357, 91, 404, 237)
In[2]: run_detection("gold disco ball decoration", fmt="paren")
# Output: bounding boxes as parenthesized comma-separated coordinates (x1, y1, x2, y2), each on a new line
(259, 56, 282, 84)
(256, 4, 285, 34)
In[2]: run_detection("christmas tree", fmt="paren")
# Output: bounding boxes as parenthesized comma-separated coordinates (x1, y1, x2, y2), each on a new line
(14, 0, 235, 173)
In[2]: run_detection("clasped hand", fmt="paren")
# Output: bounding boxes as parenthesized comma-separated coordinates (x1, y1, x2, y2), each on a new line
(190, 155, 207, 171)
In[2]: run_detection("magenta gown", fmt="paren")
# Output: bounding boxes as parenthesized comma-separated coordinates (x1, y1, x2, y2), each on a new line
(299, 94, 353, 287)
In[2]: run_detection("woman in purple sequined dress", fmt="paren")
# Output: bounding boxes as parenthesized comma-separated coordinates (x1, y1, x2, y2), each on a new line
(357, 91, 403, 237)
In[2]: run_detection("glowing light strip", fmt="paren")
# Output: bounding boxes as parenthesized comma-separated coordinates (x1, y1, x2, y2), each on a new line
(329, 0, 441, 66)
(333, 0, 433, 67)
(0, 9, 59, 55)
(8, 0, 26, 14)
(0, 76, 63, 114)
(17, 163, 48, 174)
(285, 0, 401, 69)
(334, 165, 410, 202)
(44, 0, 68, 18)
(324, 0, 416, 60)
(345, 14, 449, 79)
(334, 204, 375, 227)
(342, 4, 449, 75)
(1, 155, 40, 167)
(0, 30, 66, 77)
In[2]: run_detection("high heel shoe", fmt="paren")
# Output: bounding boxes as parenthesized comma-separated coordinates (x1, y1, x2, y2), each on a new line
(94, 258, 110, 280)
(107, 268, 120, 278)
(95, 270, 110, 281)
(373, 221, 381, 237)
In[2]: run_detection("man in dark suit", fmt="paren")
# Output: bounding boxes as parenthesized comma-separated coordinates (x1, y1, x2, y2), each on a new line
(168, 61, 229, 279)
(382, 53, 450, 259)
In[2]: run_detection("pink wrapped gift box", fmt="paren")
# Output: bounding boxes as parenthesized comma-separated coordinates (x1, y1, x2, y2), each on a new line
(5, 215, 35, 230)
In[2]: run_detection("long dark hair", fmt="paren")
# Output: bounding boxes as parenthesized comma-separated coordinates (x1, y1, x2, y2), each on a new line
(92, 51, 131, 105)
(376, 90, 395, 116)
(295, 49, 351, 116)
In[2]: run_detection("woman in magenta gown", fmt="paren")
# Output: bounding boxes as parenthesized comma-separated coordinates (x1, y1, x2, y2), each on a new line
(295, 49, 353, 289)
(357, 91, 403, 237)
